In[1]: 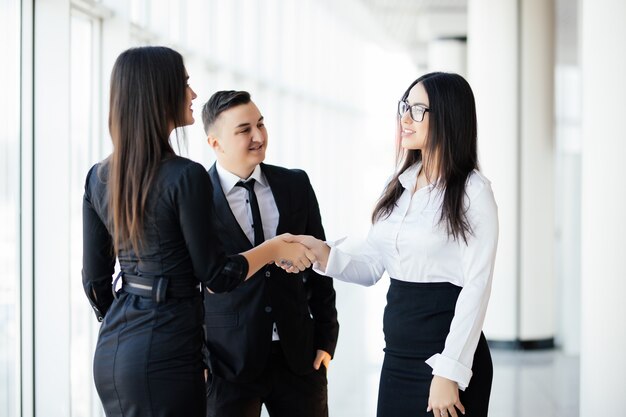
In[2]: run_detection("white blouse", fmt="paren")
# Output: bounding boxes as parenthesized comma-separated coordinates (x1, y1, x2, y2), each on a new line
(320, 163, 498, 390)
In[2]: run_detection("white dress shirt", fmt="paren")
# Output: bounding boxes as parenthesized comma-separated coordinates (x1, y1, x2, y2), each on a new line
(215, 162, 281, 340)
(215, 163, 279, 246)
(319, 162, 498, 390)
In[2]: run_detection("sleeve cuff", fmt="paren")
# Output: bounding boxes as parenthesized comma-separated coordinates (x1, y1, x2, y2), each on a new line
(219, 254, 249, 292)
(312, 237, 347, 276)
(322, 237, 351, 275)
(311, 263, 327, 276)
(82, 272, 113, 322)
(425, 353, 473, 391)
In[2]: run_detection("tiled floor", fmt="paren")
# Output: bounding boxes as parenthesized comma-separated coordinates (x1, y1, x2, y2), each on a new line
(488, 349, 579, 417)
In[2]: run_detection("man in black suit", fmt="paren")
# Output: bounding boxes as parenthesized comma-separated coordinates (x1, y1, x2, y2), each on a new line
(201, 90, 339, 417)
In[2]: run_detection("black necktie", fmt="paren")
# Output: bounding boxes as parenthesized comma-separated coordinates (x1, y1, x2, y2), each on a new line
(236, 179, 265, 246)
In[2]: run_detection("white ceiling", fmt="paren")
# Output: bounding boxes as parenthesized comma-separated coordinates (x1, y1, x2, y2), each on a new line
(355, 0, 468, 66)
(351, 0, 577, 67)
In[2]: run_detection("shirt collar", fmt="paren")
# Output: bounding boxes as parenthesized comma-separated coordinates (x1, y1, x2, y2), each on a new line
(215, 162, 268, 195)
(398, 162, 422, 190)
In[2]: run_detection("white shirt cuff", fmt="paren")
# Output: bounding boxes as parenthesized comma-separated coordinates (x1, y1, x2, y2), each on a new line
(425, 353, 473, 391)
(312, 237, 347, 275)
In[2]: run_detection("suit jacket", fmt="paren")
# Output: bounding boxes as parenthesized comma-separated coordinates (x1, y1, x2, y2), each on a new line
(204, 162, 340, 383)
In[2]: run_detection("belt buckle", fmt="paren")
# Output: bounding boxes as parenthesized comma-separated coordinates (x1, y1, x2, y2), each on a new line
(152, 277, 169, 303)
(112, 271, 123, 300)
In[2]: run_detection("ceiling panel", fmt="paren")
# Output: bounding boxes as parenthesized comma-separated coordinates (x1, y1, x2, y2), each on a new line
(354, 0, 468, 66)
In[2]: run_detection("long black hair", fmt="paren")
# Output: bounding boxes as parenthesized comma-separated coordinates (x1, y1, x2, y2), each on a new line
(107, 46, 188, 254)
(372, 72, 478, 243)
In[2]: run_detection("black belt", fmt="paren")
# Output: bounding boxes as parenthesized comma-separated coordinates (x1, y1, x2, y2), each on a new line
(113, 273, 201, 303)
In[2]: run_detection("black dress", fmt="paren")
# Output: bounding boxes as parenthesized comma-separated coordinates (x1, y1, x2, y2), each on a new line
(377, 280, 492, 417)
(82, 156, 249, 417)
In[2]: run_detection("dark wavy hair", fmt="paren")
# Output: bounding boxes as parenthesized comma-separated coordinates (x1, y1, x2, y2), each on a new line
(106, 46, 188, 254)
(372, 72, 478, 243)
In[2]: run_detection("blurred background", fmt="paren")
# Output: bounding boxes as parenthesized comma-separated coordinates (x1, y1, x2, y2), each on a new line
(1, 0, 624, 416)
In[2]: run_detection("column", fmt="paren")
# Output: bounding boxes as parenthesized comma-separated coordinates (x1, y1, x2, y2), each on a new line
(427, 38, 467, 77)
(467, 0, 555, 346)
(580, 0, 626, 414)
(467, 0, 520, 343)
(518, 0, 555, 345)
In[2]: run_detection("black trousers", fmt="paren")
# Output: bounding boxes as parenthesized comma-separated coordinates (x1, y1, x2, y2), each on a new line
(206, 342, 328, 417)
(376, 279, 493, 417)
(94, 293, 206, 417)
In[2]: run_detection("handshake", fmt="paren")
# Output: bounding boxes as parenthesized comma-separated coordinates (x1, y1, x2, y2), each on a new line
(271, 233, 330, 273)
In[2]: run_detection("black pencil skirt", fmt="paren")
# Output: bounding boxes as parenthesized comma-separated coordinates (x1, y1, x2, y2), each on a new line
(93, 292, 206, 417)
(376, 279, 492, 417)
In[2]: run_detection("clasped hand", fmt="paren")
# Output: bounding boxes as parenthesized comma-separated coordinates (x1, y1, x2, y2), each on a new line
(272, 233, 317, 272)
(274, 234, 329, 274)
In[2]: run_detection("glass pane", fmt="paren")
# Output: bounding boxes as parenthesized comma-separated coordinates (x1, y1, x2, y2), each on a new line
(237, 0, 258, 71)
(130, 0, 148, 26)
(150, 0, 170, 39)
(185, 0, 210, 53)
(258, 0, 279, 80)
(0, 0, 21, 415)
(168, 0, 182, 45)
(69, 11, 104, 417)
(212, 0, 235, 64)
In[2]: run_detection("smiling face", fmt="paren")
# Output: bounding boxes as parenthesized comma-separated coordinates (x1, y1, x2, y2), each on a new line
(399, 82, 430, 151)
(182, 72, 197, 126)
(208, 101, 268, 178)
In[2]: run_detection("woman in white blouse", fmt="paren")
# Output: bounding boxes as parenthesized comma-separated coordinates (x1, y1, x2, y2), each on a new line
(284, 72, 498, 417)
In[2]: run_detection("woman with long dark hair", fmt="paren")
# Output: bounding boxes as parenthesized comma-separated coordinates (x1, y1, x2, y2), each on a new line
(286, 72, 498, 417)
(82, 46, 312, 417)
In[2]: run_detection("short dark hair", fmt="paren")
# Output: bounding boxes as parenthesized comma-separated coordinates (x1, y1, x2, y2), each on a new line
(202, 90, 251, 134)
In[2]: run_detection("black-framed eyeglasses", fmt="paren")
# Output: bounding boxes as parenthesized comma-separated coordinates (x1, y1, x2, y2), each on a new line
(398, 100, 430, 122)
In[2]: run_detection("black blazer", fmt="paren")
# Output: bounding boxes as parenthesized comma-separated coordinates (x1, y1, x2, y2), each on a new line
(204, 163, 339, 383)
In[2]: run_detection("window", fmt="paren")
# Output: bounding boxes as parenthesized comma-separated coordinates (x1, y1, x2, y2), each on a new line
(69, 9, 104, 417)
(0, 0, 21, 415)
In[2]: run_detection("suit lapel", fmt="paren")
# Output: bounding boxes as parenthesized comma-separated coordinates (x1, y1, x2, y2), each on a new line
(261, 163, 291, 235)
(208, 164, 253, 250)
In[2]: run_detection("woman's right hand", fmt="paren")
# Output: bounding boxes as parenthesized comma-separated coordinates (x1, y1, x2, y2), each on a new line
(270, 234, 316, 272)
(278, 234, 330, 272)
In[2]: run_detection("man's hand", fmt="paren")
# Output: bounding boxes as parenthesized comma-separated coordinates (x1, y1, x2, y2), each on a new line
(313, 349, 331, 370)
(277, 234, 330, 273)
(270, 233, 316, 272)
